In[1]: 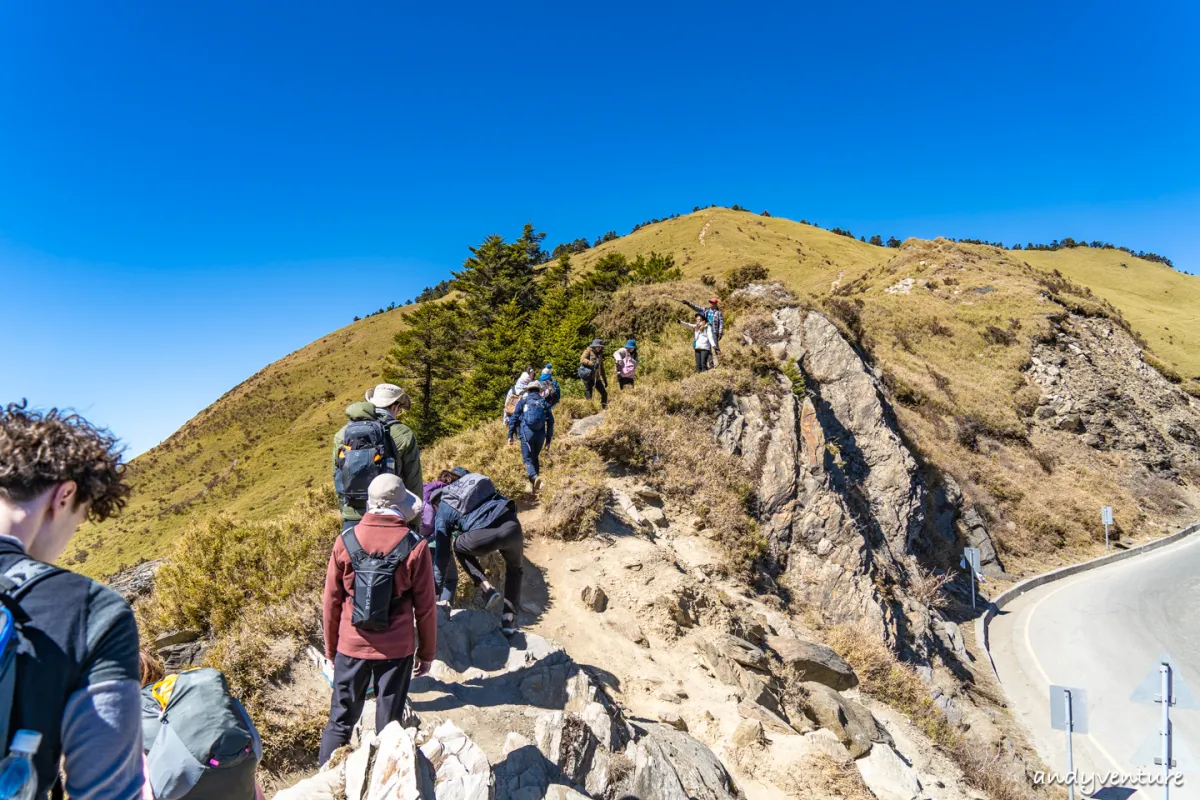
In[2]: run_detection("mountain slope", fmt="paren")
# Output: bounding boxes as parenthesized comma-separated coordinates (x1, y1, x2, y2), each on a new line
(69, 208, 1200, 577)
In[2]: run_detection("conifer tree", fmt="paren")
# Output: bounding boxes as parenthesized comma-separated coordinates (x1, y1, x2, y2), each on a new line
(461, 299, 530, 424)
(383, 300, 468, 443)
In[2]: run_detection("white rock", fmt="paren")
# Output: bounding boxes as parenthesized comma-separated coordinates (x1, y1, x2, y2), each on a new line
(856, 742, 922, 800)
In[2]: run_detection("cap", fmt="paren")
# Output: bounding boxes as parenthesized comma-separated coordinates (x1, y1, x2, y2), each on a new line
(365, 383, 410, 409)
(11, 730, 42, 755)
(708, 297, 720, 305)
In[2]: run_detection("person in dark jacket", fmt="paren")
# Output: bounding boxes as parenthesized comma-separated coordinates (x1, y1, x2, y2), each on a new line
(680, 297, 724, 364)
(319, 474, 435, 765)
(431, 478, 524, 635)
(537, 365, 561, 446)
(508, 382, 554, 494)
(579, 339, 608, 409)
(426, 467, 468, 605)
(332, 384, 423, 528)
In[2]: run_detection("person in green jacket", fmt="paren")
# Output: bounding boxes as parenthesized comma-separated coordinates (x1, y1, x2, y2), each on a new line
(331, 383, 422, 527)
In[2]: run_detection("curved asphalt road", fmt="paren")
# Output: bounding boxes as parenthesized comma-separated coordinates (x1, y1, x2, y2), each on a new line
(991, 533, 1200, 799)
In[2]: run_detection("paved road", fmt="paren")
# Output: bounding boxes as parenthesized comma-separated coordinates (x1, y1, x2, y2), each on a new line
(991, 533, 1200, 799)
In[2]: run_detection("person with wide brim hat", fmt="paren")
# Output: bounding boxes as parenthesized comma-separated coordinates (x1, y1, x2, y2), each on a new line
(579, 339, 609, 409)
(613, 339, 639, 391)
(679, 296, 725, 366)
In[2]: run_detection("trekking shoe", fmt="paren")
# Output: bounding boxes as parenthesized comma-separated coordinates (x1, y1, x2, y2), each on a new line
(484, 588, 503, 613)
(526, 478, 536, 494)
(501, 613, 518, 636)
(533, 475, 544, 492)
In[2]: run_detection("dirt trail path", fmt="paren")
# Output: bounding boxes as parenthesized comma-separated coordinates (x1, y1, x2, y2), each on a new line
(699, 215, 714, 246)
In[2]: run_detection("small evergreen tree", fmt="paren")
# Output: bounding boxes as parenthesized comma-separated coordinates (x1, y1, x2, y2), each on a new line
(581, 252, 631, 294)
(631, 251, 682, 284)
(383, 301, 468, 443)
(461, 299, 529, 424)
(869, 234, 883, 246)
(886, 236, 902, 248)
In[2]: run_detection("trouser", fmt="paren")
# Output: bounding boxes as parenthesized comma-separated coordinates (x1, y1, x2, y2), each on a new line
(519, 426, 546, 478)
(433, 527, 459, 599)
(584, 378, 608, 408)
(319, 652, 415, 764)
(695, 349, 712, 372)
(618, 376, 635, 390)
(454, 510, 524, 617)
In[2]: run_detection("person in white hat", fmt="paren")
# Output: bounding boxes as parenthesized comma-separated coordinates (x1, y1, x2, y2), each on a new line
(320, 474, 435, 765)
(507, 380, 554, 493)
(331, 383, 423, 530)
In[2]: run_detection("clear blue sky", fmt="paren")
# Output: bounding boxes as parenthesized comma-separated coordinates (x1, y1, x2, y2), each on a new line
(2, 0, 1197, 457)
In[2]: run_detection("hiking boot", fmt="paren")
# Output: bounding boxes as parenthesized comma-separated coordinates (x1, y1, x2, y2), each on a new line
(501, 613, 518, 636)
(533, 475, 544, 492)
(526, 478, 536, 494)
(483, 588, 503, 613)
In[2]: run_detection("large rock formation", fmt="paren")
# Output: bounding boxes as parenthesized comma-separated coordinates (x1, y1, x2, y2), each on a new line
(716, 299, 941, 649)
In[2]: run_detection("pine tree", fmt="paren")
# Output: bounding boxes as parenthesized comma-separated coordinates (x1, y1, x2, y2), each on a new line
(869, 234, 883, 246)
(631, 251, 682, 284)
(581, 252, 631, 294)
(461, 299, 530, 424)
(383, 301, 468, 443)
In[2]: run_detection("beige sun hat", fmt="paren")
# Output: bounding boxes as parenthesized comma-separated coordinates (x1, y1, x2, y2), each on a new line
(366, 383, 410, 410)
(366, 474, 423, 522)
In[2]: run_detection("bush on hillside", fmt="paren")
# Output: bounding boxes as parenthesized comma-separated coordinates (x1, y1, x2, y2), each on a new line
(527, 443, 608, 541)
(722, 263, 770, 295)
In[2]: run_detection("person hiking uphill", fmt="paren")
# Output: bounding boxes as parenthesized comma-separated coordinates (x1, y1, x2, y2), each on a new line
(681, 312, 715, 372)
(679, 296, 724, 365)
(319, 474, 435, 766)
(425, 468, 468, 605)
(333, 383, 422, 532)
(612, 339, 639, 391)
(508, 381, 554, 494)
(537, 364, 561, 443)
(0, 401, 143, 800)
(503, 366, 538, 426)
(579, 339, 608, 409)
(431, 473, 525, 636)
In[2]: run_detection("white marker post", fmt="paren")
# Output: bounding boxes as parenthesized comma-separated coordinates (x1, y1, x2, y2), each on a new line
(1101, 506, 1114, 551)
(1162, 663, 1171, 799)
(962, 547, 982, 610)
(1050, 685, 1088, 800)
(1131, 655, 1200, 800)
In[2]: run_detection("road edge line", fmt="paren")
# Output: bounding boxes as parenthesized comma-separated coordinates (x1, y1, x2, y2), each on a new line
(974, 521, 1200, 680)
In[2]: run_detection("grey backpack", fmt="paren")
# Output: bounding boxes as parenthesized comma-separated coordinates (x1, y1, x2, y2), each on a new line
(440, 473, 497, 516)
(142, 668, 261, 800)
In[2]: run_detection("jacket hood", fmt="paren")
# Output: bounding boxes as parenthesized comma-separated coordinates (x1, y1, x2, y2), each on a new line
(345, 401, 378, 421)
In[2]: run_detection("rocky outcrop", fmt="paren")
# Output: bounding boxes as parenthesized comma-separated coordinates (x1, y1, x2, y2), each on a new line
(1025, 314, 1200, 476)
(105, 559, 160, 601)
(717, 297, 938, 649)
(766, 634, 858, 691)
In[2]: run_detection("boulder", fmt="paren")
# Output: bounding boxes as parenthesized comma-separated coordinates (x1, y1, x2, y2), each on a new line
(496, 736, 550, 800)
(272, 764, 345, 800)
(641, 505, 670, 529)
(767, 635, 857, 690)
(159, 641, 206, 671)
(634, 485, 663, 503)
(657, 710, 689, 731)
(420, 721, 493, 800)
(738, 699, 808, 735)
(732, 719, 765, 749)
(619, 723, 741, 800)
(1054, 413, 1084, 433)
(697, 635, 782, 713)
(105, 559, 160, 602)
(801, 682, 890, 758)
(535, 712, 600, 790)
(580, 585, 608, 613)
(569, 413, 606, 437)
(543, 786, 589, 800)
(366, 722, 435, 800)
(856, 742, 922, 800)
(153, 629, 201, 649)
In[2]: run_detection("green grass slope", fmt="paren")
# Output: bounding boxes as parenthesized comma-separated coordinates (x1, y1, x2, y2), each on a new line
(72, 207, 1200, 577)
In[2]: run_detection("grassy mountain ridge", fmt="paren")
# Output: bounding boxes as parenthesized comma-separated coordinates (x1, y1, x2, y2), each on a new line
(69, 208, 1200, 577)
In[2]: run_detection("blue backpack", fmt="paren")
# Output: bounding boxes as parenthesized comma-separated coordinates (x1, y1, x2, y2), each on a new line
(520, 395, 549, 432)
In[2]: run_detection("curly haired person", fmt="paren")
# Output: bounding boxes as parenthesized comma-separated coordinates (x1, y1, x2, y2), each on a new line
(0, 400, 143, 799)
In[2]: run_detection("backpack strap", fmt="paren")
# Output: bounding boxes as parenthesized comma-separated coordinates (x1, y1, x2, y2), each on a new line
(382, 531, 417, 568)
(0, 557, 62, 751)
(340, 528, 367, 566)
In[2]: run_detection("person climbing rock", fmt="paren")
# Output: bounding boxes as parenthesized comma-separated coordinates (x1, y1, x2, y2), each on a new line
(332, 383, 423, 532)
(579, 339, 608, 409)
(319, 474, 435, 766)
(426, 466, 468, 605)
(0, 401, 143, 800)
(508, 381, 553, 493)
(613, 339, 639, 390)
(431, 473, 525, 635)
(681, 312, 716, 372)
(680, 296, 724, 365)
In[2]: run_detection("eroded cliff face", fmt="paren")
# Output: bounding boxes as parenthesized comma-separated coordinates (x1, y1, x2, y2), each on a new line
(716, 300, 952, 653)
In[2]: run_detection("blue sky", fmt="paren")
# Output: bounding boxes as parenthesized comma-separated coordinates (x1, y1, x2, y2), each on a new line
(2, 0, 1197, 457)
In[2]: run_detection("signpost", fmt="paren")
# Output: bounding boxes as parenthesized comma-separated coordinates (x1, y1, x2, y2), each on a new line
(962, 547, 982, 609)
(1102, 506, 1114, 550)
(1050, 686, 1089, 800)
(1131, 655, 1200, 799)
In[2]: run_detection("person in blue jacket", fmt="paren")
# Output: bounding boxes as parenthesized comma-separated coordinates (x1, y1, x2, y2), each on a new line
(507, 381, 554, 494)
(537, 365, 561, 445)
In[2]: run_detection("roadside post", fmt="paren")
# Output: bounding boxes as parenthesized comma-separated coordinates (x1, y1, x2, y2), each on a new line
(1049, 686, 1088, 800)
(961, 547, 982, 609)
(1132, 655, 1200, 799)
(1102, 506, 1114, 550)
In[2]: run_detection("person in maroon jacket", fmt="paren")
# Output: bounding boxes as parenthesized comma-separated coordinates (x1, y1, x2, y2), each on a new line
(318, 473, 437, 765)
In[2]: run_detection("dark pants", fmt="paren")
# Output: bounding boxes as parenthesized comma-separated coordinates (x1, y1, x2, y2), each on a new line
(319, 652, 414, 764)
(584, 378, 608, 408)
(433, 527, 459, 598)
(519, 426, 546, 478)
(695, 349, 712, 372)
(454, 510, 524, 616)
(617, 376, 635, 390)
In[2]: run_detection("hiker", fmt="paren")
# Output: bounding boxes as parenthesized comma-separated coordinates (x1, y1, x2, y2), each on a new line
(431, 473, 525, 635)
(333, 383, 423, 532)
(508, 381, 554, 493)
(537, 365, 561, 445)
(613, 339, 639, 391)
(681, 312, 715, 372)
(0, 401, 143, 799)
(680, 296, 724, 364)
(140, 665, 265, 799)
(319, 474, 436, 766)
(426, 467, 468, 604)
(503, 366, 538, 426)
(579, 339, 609, 409)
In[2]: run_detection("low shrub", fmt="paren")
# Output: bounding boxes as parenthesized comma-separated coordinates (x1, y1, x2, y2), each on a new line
(528, 444, 608, 541)
(723, 263, 770, 295)
(1144, 354, 1183, 384)
(422, 419, 528, 499)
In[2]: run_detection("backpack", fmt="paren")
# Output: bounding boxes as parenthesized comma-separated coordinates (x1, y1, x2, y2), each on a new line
(342, 526, 416, 631)
(519, 395, 549, 433)
(0, 558, 62, 750)
(503, 390, 520, 417)
(541, 378, 561, 405)
(336, 419, 396, 506)
(439, 473, 497, 516)
(142, 668, 261, 800)
(618, 355, 637, 379)
(577, 364, 593, 381)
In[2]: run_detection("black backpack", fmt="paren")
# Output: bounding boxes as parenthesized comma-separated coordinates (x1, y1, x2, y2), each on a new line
(336, 419, 397, 507)
(342, 527, 417, 631)
(0, 558, 62, 749)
